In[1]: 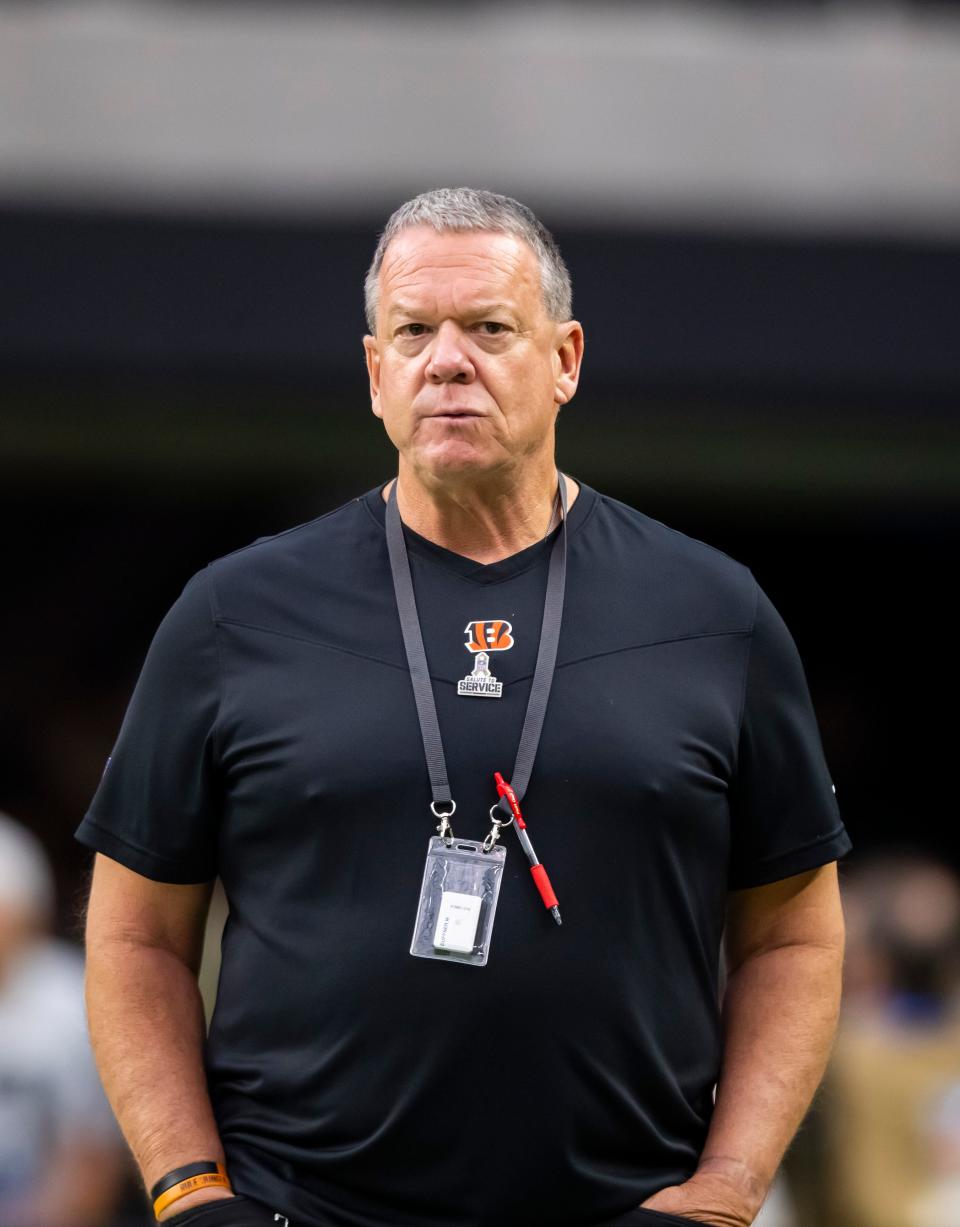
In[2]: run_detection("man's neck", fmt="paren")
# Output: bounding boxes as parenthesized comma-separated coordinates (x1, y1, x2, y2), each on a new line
(382, 462, 580, 565)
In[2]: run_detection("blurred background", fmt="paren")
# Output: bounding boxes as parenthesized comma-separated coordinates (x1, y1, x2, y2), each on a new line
(1, 1, 959, 1224)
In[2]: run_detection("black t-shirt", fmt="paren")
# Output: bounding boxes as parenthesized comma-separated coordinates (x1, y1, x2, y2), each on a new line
(76, 480, 851, 1227)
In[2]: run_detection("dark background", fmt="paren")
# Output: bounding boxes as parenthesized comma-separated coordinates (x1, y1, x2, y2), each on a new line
(3, 205, 957, 932)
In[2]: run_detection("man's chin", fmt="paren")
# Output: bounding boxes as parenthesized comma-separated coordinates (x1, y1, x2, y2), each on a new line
(409, 444, 502, 483)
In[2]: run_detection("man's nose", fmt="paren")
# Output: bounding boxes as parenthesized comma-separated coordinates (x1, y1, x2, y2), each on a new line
(425, 322, 474, 383)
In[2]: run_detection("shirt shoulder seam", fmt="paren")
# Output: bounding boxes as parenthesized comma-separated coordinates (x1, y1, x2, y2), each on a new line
(595, 492, 752, 575)
(210, 498, 365, 566)
(215, 617, 751, 684)
(215, 616, 410, 675)
(551, 627, 752, 677)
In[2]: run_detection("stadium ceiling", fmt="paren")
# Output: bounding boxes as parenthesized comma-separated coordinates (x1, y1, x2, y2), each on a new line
(2, 1, 960, 237)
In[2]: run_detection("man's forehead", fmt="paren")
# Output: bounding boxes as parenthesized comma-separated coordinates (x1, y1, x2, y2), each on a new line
(379, 227, 538, 300)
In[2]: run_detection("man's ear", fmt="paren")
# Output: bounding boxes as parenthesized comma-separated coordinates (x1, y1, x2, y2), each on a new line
(554, 320, 584, 406)
(363, 334, 383, 420)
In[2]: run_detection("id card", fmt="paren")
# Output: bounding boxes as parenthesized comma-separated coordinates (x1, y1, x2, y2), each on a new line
(434, 891, 483, 953)
(410, 836, 506, 967)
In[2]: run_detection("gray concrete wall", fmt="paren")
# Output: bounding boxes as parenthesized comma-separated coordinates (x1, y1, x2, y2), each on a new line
(2, 2, 959, 235)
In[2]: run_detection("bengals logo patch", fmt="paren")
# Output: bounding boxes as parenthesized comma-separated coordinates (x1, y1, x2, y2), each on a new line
(464, 620, 514, 653)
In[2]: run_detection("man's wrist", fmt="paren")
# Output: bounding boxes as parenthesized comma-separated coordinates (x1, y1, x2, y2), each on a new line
(156, 1186, 235, 1222)
(695, 1155, 767, 1211)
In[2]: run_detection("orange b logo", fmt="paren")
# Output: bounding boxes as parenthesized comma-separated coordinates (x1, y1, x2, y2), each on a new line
(464, 620, 514, 653)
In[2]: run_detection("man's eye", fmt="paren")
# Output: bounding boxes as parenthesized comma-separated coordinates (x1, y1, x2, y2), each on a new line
(479, 322, 507, 335)
(400, 324, 429, 337)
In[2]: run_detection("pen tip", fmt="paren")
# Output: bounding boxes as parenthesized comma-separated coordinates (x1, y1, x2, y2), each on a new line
(552, 907, 562, 926)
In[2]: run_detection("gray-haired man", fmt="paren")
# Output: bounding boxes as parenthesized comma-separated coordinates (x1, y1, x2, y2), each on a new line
(79, 188, 851, 1227)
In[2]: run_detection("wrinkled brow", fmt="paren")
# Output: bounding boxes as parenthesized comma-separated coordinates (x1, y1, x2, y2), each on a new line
(387, 300, 516, 321)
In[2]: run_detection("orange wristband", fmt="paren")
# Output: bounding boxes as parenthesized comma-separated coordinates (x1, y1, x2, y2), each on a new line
(153, 1168, 231, 1220)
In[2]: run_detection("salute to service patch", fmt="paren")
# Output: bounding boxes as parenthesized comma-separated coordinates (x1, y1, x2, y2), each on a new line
(458, 619, 514, 697)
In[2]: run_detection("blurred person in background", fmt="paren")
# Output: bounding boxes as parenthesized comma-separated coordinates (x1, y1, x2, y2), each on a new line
(803, 854, 960, 1227)
(0, 811, 126, 1227)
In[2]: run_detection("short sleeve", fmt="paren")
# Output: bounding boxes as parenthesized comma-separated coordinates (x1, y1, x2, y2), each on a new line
(727, 580, 852, 890)
(74, 568, 222, 883)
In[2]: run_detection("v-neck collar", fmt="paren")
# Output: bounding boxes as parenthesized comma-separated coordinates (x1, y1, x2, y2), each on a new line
(361, 477, 597, 586)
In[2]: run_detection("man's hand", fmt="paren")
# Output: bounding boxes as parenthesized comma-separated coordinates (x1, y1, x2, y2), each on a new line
(638, 864, 844, 1227)
(638, 1156, 764, 1226)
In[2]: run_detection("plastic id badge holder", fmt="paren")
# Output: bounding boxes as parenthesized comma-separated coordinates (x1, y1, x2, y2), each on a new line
(410, 836, 506, 967)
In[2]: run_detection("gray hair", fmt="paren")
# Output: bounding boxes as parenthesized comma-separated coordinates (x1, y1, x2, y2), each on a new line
(364, 187, 572, 334)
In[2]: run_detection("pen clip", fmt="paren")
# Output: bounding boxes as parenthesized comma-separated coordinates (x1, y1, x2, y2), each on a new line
(493, 772, 525, 827)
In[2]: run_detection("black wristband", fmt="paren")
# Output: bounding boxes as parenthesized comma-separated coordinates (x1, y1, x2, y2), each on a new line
(150, 1162, 223, 1201)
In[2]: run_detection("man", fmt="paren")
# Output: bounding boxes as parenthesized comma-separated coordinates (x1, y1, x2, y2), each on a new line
(0, 811, 126, 1227)
(79, 187, 851, 1227)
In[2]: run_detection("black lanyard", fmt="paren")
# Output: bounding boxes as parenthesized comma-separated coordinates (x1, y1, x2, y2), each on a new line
(385, 473, 569, 830)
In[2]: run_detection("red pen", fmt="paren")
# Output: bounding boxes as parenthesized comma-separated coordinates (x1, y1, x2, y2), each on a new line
(494, 772, 562, 926)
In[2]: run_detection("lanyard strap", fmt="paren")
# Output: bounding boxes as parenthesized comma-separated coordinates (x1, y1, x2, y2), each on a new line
(385, 473, 569, 821)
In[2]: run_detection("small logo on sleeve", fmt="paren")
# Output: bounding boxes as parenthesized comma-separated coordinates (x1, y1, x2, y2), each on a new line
(458, 619, 513, 698)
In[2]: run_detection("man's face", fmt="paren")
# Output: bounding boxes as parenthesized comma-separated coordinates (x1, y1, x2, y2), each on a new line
(363, 227, 582, 482)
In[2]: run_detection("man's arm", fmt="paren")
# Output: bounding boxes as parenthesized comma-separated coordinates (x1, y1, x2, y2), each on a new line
(640, 861, 846, 1226)
(84, 853, 235, 1220)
